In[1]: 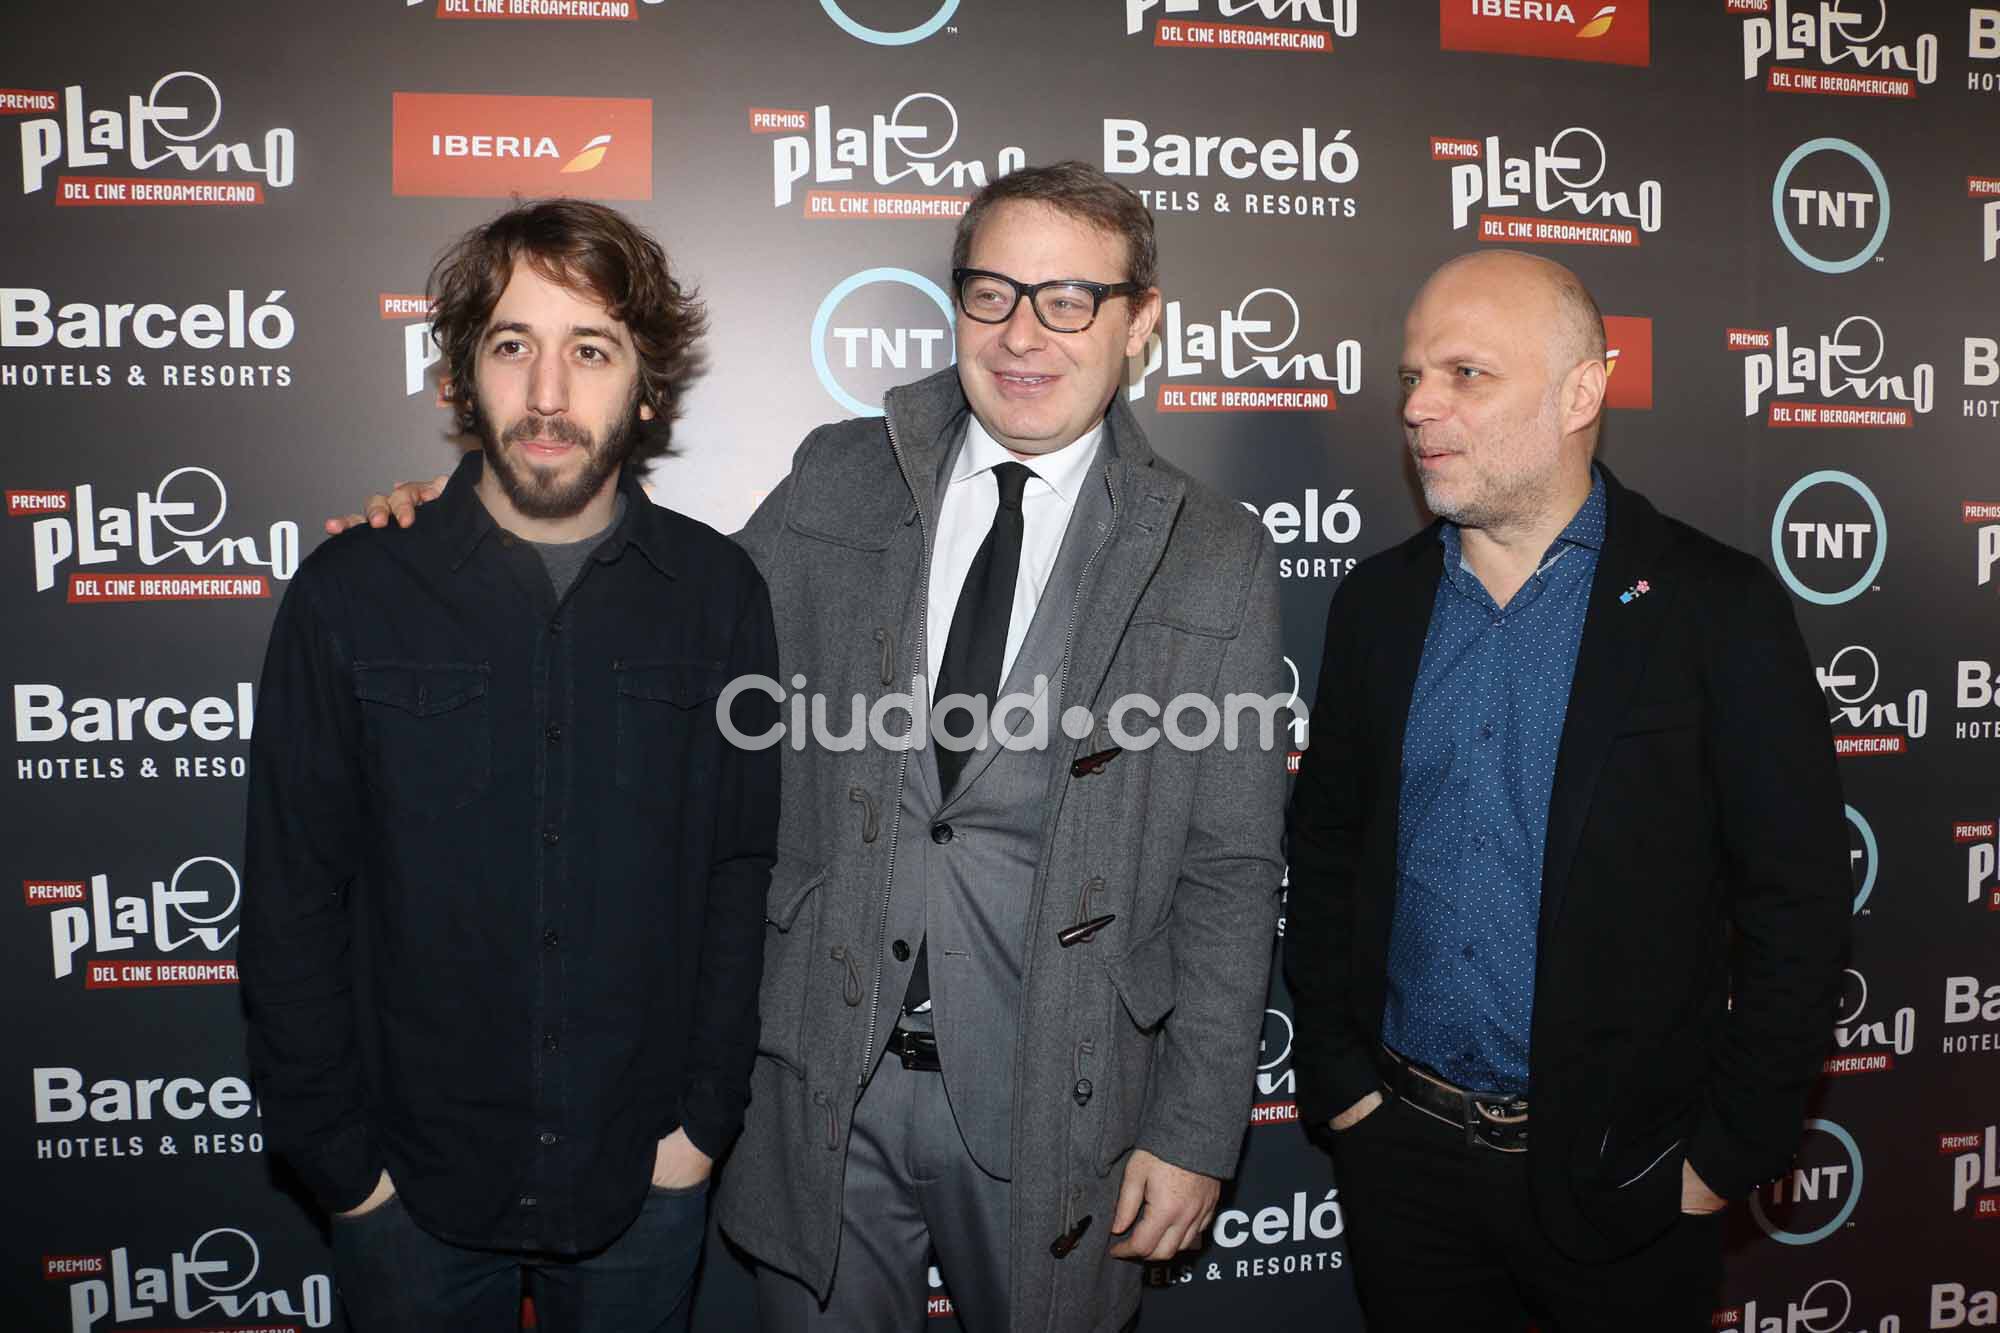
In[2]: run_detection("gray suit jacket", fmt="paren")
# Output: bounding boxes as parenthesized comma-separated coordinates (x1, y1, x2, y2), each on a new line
(893, 423, 1116, 1180)
(717, 367, 1286, 1333)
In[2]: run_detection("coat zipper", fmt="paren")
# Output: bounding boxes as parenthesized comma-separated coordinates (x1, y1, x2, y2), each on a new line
(858, 415, 930, 1088)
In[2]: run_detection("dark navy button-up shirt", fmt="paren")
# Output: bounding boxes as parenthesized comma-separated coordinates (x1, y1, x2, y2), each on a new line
(1382, 471, 1607, 1095)
(240, 452, 779, 1254)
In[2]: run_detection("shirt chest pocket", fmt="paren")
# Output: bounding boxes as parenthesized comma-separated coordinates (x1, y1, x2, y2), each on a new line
(614, 659, 728, 806)
(352, 662, 492, 814)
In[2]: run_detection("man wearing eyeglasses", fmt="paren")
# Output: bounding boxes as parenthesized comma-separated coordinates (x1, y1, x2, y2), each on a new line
(337, 163, 1284, 1332)
(719, 160, 1285, 1331)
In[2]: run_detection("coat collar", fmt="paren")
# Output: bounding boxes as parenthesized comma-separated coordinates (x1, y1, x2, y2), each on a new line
(881, 366, 1185, 774)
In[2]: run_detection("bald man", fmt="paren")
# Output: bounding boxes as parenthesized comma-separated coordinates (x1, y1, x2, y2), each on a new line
(1285, 252, 1848, 1330)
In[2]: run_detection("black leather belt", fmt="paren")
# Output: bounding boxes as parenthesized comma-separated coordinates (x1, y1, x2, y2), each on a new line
(887, 1027, 941, 1072)
(1376, 1044, 1529, 1153)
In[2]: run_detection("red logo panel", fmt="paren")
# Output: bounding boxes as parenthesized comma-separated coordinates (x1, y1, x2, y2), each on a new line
(1440, 0, 1650, 67)
(391, 93, 652, 200)
(1603, 315, 1653, 410)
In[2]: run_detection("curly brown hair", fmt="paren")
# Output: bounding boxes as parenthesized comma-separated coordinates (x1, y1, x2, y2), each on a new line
(427, 198, 707, 464)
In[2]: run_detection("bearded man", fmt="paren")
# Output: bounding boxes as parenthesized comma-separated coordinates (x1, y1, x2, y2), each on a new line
(239, 199, 779, 1332)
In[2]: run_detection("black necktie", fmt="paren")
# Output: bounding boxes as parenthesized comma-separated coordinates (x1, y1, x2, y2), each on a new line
(904, 460, 1033, 1014)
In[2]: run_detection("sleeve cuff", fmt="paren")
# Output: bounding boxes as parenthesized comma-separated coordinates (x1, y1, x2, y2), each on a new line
(676, 1084, 742, 1162)
(289, 1123, 383, 1215)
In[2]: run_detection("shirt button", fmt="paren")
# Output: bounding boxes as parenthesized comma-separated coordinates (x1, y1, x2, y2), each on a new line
(548, 618, 564, 635)
(1478, 723, 1493, 740)
(519, 1194, 538, 1208)
(543, 828, 560, 846)
(931, 823, 953, 844)
(545, 724, 562, 745)
(543, 928, 559, 948)
(892, 939, 910, 962)
(539, 1131, 559, 1146)
(1463, 943, 1477, 961)
(544, 1034, 559, 1053)
(1073, 1079, 1094, 1107)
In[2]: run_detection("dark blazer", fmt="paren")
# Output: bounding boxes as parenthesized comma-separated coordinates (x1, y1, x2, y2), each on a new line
(1284, 465, 1850, 1262)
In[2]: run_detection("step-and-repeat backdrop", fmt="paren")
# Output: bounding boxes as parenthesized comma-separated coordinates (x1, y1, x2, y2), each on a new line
(5, 1, 1997, 1329)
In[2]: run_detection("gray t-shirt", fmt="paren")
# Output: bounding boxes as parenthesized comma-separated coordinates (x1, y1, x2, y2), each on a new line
(527, 492, 627, 600)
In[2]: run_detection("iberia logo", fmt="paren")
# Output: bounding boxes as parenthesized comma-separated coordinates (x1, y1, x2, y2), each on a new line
(1440, 0, 1650, 67)
(391, 92, 652, 199)
(1602, 315, 1652, 410)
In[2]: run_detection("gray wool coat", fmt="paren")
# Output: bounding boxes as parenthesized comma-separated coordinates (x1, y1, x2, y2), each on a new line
(717, 366, 1287, 1333)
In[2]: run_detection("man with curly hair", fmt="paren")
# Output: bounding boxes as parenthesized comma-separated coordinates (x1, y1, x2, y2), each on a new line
(239, 199, 779, 1332)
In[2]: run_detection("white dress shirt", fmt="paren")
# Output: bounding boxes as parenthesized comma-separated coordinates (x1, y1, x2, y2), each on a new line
(924, 416, 1104, 694)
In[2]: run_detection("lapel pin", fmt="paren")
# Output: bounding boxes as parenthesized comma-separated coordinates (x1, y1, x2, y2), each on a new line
(1617, 579, 1652, 605)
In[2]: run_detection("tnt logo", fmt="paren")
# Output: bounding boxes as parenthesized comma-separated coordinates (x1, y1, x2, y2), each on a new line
(819, 0, 958, 45)
(1771, 138, 1890, 273)
(810, 269, 955, 416)
(1845, 805, 1877, 912)
(1750, 1118, 1863, 1245)
(1769, 471, 1884, 606)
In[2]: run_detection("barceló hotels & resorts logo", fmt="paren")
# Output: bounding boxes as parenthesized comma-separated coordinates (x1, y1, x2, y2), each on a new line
(1772, 137, 1890, 274)
(811, 268, 956, 417)
(1123, 0, 1355, 54)
(1769, 470, 1885, 606)
(1440, 0, 1650, 68)
(391, 92, 652, 200)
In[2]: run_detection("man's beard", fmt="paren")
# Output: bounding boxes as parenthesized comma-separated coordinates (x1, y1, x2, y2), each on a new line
(474, 393, 640, 521)
(1412, 388, 1562, 531)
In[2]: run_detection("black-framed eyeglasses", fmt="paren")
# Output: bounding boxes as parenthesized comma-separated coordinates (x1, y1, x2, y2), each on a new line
(952, 268, 1145, 334)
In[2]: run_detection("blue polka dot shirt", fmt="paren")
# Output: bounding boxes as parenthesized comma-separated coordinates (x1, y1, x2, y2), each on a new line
(1382, 470, 1607, 1095)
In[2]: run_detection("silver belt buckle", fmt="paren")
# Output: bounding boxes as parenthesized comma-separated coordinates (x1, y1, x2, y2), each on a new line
(1468, 1096, 1530, 1152)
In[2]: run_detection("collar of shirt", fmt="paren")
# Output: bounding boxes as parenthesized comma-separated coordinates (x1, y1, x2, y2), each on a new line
(432, 450, 677, 580)
(1437, 465, 1607, 601)
(925, 417, 1104, 691)
(950, 414, 1105, 503)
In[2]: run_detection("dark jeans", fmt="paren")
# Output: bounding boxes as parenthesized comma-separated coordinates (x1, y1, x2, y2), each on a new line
(332, 1182, 708, 1333)
(1331, 1093, 1725, 1333)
